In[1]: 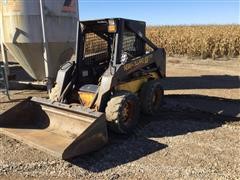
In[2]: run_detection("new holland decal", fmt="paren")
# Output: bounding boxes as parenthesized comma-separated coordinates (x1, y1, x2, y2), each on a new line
(123, 54, 153, 71)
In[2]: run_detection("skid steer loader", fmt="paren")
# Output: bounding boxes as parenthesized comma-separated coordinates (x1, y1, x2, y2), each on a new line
(0, 18, 166, 159)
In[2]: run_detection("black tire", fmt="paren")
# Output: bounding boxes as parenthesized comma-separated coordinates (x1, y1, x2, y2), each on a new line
(106, 91, 140, 134)
(140, 80, 164, 115)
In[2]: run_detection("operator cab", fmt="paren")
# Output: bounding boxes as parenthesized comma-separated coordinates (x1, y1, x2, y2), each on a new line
(70, 18, 151, 107)
(77, 18, 147, 86)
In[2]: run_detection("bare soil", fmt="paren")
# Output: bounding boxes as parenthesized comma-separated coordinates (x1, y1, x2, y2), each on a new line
(0, 57, 239, 179)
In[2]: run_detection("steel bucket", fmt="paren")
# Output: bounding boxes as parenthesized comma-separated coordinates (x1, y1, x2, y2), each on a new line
(0, 97, 108, 159)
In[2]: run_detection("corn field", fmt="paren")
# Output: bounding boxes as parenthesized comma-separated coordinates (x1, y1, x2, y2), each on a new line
(147, 25, 240, 59)
(1, 25, 239, 61)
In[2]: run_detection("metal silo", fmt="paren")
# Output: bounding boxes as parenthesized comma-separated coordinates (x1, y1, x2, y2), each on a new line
(0, 0, 79, 81)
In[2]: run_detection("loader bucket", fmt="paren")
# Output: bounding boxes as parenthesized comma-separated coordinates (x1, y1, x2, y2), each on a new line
(0, 97, 108, 159)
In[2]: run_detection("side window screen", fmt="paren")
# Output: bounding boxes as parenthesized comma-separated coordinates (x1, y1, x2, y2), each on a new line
(121, 29, 145, 63)
(84, 33, 109, 65)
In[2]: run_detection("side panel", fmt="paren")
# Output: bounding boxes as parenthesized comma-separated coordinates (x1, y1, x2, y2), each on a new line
(56, 61, 75, 98)
(95, 72, 114, 111)
(115, 72, 159, 93)
(115, 49, 166, 81)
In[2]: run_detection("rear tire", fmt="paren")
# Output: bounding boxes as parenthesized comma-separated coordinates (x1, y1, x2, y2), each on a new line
(106, 91, 140, 134)
(140, 80, 164, 115)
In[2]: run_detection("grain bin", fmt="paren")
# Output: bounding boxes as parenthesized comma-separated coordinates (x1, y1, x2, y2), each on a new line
(0, 0, 79, 81)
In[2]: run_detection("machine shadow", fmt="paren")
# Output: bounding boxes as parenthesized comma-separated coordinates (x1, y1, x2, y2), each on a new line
(165, 94, 240, 118)
(68, 100, 237, 172)
(0, 99, 50, 129)
(161, 74, 239, 117)
(161, 75, 239, 90)
(139, 104, 238, 139)
(69, 134, 167, 173)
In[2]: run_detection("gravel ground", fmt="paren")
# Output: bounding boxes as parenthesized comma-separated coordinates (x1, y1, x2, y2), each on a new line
(0, 57, 239, 179)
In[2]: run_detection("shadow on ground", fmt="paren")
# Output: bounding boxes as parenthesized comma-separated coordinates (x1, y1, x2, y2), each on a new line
(68, 100, 238, 172)
(165, 95, 240, 117)
(162, 75, 240, 90)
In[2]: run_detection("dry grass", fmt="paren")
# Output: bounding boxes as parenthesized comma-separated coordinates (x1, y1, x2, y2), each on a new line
(147, 25, 240, 59)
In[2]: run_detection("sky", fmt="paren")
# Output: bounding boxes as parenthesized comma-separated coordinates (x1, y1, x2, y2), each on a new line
(78, 0, 240, 25)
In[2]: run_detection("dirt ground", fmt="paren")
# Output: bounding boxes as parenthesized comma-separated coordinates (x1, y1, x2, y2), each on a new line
(0, 57, 240, 179)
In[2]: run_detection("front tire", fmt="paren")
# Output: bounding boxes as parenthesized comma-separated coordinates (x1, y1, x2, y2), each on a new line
(106, 91, 140, 134)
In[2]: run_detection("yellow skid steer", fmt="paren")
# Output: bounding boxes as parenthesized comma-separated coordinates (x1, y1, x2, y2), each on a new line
(0, 19, 166, 159)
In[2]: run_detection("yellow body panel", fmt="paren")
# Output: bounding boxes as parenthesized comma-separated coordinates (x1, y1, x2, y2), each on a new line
(116, 72, 159, 93)
(79, 92, 95, 107)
